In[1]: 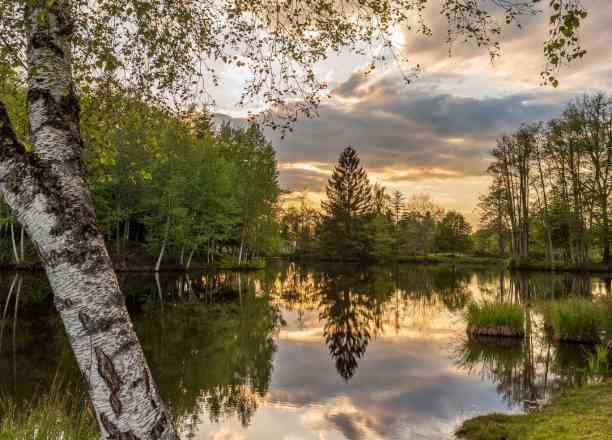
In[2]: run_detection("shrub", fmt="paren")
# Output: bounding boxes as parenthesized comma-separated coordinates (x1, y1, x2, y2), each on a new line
(466, 302, 524, 337)
(546, 297, 601, 343)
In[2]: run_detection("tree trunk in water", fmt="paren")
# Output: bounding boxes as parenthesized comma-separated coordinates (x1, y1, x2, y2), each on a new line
(19, 225, 25, 262)
(602, 201, 610, 264)
(238, 237, 244, 265)
(0, 3, 176, 439)
(186, 246, 196, 270)
(155, 238, 167, 273)
(10, 222, 20, 264)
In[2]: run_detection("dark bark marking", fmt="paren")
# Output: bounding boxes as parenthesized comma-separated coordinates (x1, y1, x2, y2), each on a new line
(30, 30, 64, 58)
(95, 347, 122, 393)
(116, 338, 138, 356)
(54, 296, 74, 311)
(78, 311, 97, 333)
(150, 414, 168, 440)
(27, 87, 82, 150)
(100, 413, 141, 440)
(110, 391, 122, 417)
(100, 412, 120, 437)
(144, 370, 151, 395)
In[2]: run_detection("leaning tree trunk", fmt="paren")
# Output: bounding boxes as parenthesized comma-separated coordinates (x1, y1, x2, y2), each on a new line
(0, 2, 176, 439)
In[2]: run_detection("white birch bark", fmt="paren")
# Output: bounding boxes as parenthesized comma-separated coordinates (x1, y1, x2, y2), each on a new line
(186, 246, 196, 270)
(19, 225, 24, 262)
(10, 222, 20, 264)
(155, 238, 167, 273)
(0, 2, 177, 439)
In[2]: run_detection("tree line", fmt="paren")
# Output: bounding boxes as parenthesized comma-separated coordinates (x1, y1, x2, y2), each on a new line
(280, 146, 473, 261)
(0, 77, 282, 269)
(479, 93, 612, 267)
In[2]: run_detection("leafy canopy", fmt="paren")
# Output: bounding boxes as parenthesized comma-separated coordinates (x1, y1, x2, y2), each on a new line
(0, 0, 587, 126)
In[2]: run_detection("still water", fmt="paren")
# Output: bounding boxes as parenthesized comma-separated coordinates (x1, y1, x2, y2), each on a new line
(0, 262, 610, 439)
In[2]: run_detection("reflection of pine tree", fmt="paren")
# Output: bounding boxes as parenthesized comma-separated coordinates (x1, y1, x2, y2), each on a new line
(318, 273, 377, 380)
(321, 146, 372, 260)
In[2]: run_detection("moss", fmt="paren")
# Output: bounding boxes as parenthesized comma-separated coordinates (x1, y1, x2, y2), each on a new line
(457, 381, 612, 440)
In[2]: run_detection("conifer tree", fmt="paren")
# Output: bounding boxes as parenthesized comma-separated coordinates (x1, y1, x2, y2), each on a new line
(321, 146, 373, 259)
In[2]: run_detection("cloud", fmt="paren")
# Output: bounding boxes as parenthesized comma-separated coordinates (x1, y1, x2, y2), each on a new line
(269, 72, 568, 193)
(213, 0, 612, 222)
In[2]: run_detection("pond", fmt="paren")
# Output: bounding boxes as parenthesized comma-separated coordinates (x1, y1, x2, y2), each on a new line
(0, 262, 611, 439)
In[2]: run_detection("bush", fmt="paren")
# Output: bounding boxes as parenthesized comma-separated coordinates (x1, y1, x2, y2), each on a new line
(545, 297, 601, 343)
(466, 302, 524, 337)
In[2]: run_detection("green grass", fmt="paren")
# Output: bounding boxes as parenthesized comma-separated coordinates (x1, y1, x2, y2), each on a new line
(0, 382, 97, 440)
(466, 302, 525, 335)
(456, 380, 612, 440)
(544, 297, 602, 343)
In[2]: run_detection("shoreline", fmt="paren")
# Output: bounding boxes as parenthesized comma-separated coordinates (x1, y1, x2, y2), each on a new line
(0, 255, 609, 275)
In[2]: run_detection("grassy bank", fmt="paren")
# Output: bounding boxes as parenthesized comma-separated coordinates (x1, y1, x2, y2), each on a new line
(456, 380, 612, 440)
(0, 383, 96, 440)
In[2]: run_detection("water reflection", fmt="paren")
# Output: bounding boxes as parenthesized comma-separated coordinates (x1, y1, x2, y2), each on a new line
(0, 263, 610, 439)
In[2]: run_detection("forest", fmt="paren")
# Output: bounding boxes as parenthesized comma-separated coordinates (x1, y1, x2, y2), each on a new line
(281, 146, 474, 261)
(479, 93, 612, 268)
(3, 70, 611, 272)
(0, 1, 607, 439)
(282, 94, 612, 270)
(0, 73, 283, 270)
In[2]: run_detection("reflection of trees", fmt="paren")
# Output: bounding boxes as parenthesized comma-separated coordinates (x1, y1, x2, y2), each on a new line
(136, 278, 282, 428)
(318, 273, 377, 380)
(0, 273, 76, 401)
(266, 262, 476, 380)
(0, 270, 282, 432)
(454, 312, 603, 410)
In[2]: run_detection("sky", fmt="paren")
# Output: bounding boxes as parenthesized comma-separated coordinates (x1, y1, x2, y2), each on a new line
(212, 0, 612, 225)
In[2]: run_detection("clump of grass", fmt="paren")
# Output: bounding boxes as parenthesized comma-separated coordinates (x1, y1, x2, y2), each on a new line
(0, 381, 97, 440)
(466, 302, 524, 337)
(456, 380, 612, 440)
(545, 297, 601, 343)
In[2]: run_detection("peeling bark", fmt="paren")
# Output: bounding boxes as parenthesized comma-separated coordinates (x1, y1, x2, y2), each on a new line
(0, 2, 177, 439)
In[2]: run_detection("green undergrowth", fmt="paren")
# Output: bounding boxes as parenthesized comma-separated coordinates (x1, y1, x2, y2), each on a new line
(0, 381, 97, 440)
(456, 380, 612, 440)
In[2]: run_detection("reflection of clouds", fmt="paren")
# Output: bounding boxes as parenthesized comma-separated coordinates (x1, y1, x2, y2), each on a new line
(209, 430, 247, 440)
(301, 396, 379, 440)
(193, 267, 566, 440)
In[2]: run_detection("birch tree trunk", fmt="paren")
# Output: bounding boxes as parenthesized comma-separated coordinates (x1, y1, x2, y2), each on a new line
(0, 2, 177, 439)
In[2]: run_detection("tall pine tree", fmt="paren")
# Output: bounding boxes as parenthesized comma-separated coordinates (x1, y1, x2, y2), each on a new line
(320, 146, 372, 260)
